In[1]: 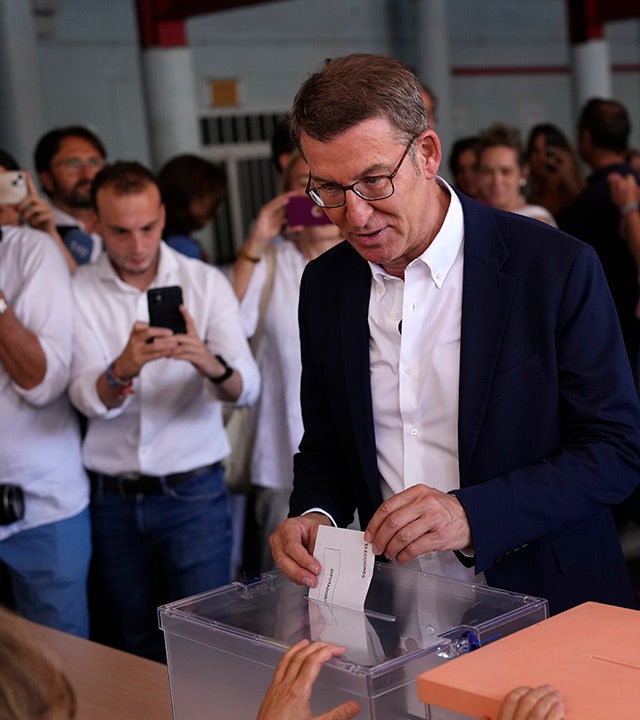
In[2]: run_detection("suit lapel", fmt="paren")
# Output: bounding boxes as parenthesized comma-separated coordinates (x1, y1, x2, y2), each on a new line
(338, 253, 383, 505)
(457, 197, 516, 482)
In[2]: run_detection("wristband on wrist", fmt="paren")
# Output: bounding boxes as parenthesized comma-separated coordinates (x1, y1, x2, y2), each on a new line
(105, 361, 131, 388)
(209, 355, 234, 384)
(105, 362, 134, 400)
(238, 247, 260, 264)
(620, 201, 639, 216)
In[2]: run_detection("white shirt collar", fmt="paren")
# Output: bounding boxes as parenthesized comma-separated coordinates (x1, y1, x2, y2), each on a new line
(95, 240, 179, 289)
(370, 176, 464, 291)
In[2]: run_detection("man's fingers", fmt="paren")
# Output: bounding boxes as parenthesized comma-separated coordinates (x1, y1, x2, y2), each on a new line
(270, 517, 322, 587)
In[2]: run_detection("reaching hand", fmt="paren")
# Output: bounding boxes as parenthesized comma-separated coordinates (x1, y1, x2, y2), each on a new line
(608, 172, 640, 210)
(497, 686, 564, 720)
(16, 172, 57, 237)
(257, 640, 360, 720)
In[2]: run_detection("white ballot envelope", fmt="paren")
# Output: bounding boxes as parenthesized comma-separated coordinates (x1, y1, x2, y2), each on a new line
(308, 525, 374, 612)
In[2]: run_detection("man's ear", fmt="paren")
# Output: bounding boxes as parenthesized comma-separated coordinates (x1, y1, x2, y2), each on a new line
(38, 171, 54, 197)
(416, 129, 442, 179)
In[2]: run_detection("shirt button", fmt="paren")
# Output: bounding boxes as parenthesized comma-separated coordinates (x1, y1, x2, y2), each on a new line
(435, 271, 443, 281)
(405, 368, 413, 376)
(410, 427, 418, 436)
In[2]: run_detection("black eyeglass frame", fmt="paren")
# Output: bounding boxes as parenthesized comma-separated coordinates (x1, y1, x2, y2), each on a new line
(305, 136, 418, 209)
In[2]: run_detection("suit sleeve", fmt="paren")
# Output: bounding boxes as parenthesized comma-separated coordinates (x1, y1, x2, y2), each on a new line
(454, 243, 640, 573)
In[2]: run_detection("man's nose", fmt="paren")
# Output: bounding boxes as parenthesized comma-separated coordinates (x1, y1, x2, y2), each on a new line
(343, 190, 374, 227)
(130, 233, 146, 252)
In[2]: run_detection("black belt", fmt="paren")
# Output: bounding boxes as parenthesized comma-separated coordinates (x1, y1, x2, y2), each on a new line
(88, 463, 220, 497)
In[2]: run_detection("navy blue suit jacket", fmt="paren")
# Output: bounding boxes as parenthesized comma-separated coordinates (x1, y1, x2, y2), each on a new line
(290, 192, 640, 614)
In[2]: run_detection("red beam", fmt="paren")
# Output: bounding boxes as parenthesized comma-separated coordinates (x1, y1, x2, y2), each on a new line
(567, 0, 640, 44)
(136, 0, 284, 47)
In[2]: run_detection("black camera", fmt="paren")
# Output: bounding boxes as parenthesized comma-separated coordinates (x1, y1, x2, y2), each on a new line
(0, 484, 25, 525)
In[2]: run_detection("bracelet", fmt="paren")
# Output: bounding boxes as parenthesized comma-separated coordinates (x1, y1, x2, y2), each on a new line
(209, 354, 233, 384)
(105, 361, 131, 388)
(238, 247, 260, 264)
(620, 201, 639, 216)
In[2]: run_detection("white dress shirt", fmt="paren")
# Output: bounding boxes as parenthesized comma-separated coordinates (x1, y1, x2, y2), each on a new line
(69, 242, 260, 476)
(0, 226, 88, 541)
(240, 240, 306, 490)
(368, 179, 483, 583)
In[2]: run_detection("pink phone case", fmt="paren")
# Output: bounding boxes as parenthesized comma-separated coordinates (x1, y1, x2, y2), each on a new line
(286, 196, 333, 226)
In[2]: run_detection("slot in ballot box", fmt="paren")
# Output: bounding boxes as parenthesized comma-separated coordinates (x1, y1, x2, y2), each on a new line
(159, 563, 548, 720)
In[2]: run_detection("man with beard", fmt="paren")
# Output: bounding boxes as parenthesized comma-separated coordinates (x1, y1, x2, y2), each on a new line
(34, 126, 107, 265)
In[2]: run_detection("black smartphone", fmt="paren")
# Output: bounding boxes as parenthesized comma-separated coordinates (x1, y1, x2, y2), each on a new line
(147, 285, 186, 334)
(286, 195, 333, 226)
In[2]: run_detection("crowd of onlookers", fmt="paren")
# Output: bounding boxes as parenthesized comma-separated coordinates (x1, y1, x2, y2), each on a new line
(2, 42, 640, 719)
(1, 90, 640, 670)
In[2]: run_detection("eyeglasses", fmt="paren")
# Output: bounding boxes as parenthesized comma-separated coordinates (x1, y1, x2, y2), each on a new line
(53, 157, 106, 171)
(306, 137, 416, 209)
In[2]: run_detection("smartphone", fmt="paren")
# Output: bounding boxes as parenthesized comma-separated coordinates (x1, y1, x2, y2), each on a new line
(0, 171, 28, 205)
(286, 195, 333, 226)
(147, 286, 186, 334)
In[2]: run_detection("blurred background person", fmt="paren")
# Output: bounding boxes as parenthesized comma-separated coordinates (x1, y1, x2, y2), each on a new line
(448, 136, 481, 199)
(34, 126, 107, 266)
(477, 123, 557, 226)
(627, 148, 640, 177)
(158, 153, 227, 262)
(419, 82, 438, 129)
(270, 117, 296, 176)
(558, 98, 639, 381)
(232, 151, 343, 576)
(525, 123, 584, 221)
(0, 149, 77, 273)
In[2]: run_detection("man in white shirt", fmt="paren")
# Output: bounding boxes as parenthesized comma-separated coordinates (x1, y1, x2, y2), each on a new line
(270, 54, 640, 616)
(34, 125, 106, 265)
(0, 223, 90, 637)
(68, 161, 260, 660)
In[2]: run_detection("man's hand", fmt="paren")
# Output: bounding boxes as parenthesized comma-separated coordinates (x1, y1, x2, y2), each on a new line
(608, 172, 640, 208)
(364, 485, 472, 563)
(170, 305, 217, 376)
(17, 173, 57, 237)
(113, 321, 178, 380)
(169, 306, 243, 401)
(257, 640, 360, 720)
(270, 513, 331, 587)
(497, 686, 564, 720)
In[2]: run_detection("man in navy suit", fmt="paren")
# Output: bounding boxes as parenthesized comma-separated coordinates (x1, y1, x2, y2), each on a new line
(270, 54, 640, 614)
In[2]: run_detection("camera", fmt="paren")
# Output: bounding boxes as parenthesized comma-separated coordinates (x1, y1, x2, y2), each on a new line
(0, 484, 25, 525)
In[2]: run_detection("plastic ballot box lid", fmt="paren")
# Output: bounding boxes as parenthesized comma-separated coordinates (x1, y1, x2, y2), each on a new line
(416, 601, 640, 720)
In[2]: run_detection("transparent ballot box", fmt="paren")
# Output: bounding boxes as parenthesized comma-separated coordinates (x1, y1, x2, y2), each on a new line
(159, 563, 548, 720)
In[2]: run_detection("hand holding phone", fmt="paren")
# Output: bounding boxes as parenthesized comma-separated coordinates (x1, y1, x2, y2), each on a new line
(0, 171, 28, 206)
(147, 286, 187, 335)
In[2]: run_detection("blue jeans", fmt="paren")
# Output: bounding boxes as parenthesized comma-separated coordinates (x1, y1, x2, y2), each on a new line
(90, 464, 232, 661)
(0, 508, 91, 637)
